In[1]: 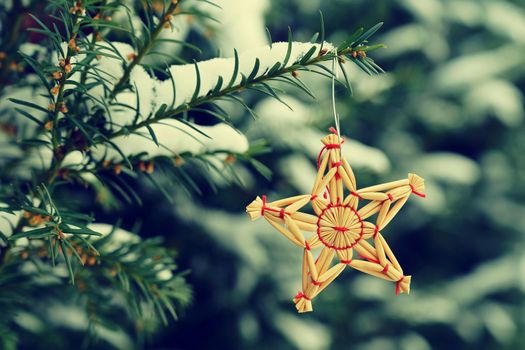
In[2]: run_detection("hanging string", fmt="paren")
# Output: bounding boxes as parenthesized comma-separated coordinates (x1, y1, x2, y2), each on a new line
(331, 49, 343, 158)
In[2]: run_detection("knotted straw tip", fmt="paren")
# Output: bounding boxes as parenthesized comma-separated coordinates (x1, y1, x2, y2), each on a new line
(321, 132, 343, 147)
(398, 275, 412, 295)
(246, 196, 264, 221)
(408, 173, 425, 197)
(293, 294, 313, 313)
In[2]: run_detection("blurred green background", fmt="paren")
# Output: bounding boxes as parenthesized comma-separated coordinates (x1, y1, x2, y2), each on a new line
(4, 0, 525, 349)
(150, 0, 525, 349)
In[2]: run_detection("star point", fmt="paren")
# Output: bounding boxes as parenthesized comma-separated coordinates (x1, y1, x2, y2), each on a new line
(246, 131, 425, 312)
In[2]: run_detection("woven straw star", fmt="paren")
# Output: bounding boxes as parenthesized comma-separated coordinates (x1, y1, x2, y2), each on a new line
(246, 130, 425, 313)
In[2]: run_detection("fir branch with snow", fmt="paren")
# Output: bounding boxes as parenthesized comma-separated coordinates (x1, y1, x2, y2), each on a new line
(0, 0, 385, 346)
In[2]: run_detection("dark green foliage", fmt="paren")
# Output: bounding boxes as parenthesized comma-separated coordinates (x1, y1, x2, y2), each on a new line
(0, 0, 387, 348)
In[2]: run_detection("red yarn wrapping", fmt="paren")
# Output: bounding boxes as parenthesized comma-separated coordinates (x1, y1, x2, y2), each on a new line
(395, 276, 404, 296)
(328, 126, 338, 134)
(350, 191, 362, 199)
(358, 253, 380, 264)
(409, 184, 426, 198)
(317, 144, 340, 168)
(304, 241, 311, 251)
(316, 127, 345, 168)
(311, 278, 322, 286)
(316, 203, 364, 250)
(295, 292, 311, 301)
(260, 195, 288, 218)
(260, 195, 267, 216)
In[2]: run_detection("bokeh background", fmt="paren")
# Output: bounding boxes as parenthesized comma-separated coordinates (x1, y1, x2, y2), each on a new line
(3, 0, 525, 349)
(151, 0, 525, 349)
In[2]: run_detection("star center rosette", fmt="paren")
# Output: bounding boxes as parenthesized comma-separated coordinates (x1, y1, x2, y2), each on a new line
(316, 203, 364, 250)
(246, 131, 426, 313)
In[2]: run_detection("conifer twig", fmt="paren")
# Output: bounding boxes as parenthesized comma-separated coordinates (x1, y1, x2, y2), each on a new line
(0, 1, 38, 94)
(110, 0, 180, 98)
(106, 46, 365, 140)
(7, 9, 84, 242)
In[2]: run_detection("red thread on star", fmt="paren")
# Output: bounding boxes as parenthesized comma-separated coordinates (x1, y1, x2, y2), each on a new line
(316, 203, 364, 250)
(395, 276, 405, 296)
(295, 292, 311, 301)
(409, 184, 426, 198)
(373, 225, 380, 239)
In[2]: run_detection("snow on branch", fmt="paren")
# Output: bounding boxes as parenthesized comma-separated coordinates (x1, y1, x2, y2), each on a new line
(95, 120, 249, 161)
(155, 41, 334, 109)
(87, 41, 333, 161)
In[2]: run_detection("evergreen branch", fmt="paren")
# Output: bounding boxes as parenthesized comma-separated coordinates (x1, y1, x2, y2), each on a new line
(73, 0, 117, 116)
(88, 236, 191, 324)
(45, 14, 84, 185)
(0, 14, 384, 334)
(0, 1, 39, 95)
(106, 44, 379, 141)
(3, 6, 86, 257)
(109, 0, 180, 98)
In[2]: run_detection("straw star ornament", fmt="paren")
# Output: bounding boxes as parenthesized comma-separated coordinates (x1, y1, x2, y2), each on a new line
(246, 130, 426, 313)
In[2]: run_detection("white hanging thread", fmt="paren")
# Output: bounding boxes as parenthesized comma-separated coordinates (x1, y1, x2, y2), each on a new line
(331, 49, 343, 155)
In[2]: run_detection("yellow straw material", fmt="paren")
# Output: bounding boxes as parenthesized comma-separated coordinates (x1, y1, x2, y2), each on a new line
(246, 132, 425, 313)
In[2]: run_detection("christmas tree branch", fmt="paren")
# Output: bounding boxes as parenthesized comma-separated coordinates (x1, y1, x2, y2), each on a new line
(0, 1, 38, 94)
(109, 0, 181, 98)
(2, 7, 93, 274)
(107, 40, 384, 141)
(1, 4, 384, 322)
(0, 0, 396, 341)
